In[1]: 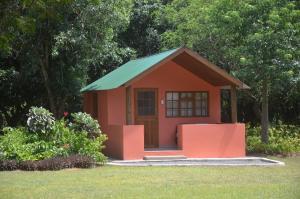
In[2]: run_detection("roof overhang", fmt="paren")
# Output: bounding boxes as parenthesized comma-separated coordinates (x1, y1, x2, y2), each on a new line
(172, 48, 250, 89)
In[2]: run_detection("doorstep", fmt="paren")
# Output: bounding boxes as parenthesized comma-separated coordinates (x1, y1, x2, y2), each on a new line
(143, 155, 187, 160)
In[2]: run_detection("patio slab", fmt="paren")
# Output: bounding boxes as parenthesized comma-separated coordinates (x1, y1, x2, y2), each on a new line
(107, 157, 285, 167)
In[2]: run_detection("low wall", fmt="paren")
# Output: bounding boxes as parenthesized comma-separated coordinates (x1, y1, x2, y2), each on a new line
(177, 123, 245, 158)
(104, 125, 144, 160)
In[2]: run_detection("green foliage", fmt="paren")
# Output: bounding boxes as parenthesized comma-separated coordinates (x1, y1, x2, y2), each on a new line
(0, 127, 66, 161)
(26, 107, 55, 135)
(120, 0, 167, 57)
(161, 0, 300, 125)
(0, 127, 29, 160)
(0, 108, 107, 163)
(246, 124, 300, 155)
(1, 0, 299, 141)
(0, 0, 135, 120)
(70, 112, 101, 138)
(52, 119, 107, 162)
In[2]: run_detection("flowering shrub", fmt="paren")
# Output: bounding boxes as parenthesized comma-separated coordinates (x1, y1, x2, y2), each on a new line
(27, 107, 55, 135)
(70, 112, 101, 139)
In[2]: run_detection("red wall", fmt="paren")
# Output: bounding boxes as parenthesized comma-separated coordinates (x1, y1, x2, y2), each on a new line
(106, 88, 126, 125)
(131, 61, 221, 147)
(84, 89, 126, 130)
(104, 125, 144, 160)
(178, 123, 245, 158)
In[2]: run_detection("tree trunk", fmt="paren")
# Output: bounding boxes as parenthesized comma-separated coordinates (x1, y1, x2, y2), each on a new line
(261, 79, 269, 143)
(253, 102, 261, 122)
(39, 39, 57, 117)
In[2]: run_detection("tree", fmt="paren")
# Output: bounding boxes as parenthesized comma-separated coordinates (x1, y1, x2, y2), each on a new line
(161, 0, 300, 142)
(119, 0, 168, 57)
(0, 0, 134, 120)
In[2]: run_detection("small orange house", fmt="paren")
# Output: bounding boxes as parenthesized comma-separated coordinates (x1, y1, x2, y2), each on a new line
(81, 47, 249, 160)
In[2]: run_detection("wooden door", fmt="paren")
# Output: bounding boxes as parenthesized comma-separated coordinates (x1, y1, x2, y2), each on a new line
(135, 88, 158, 148)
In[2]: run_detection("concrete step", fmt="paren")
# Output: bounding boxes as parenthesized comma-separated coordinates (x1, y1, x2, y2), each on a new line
(143, 155, 187, 160)
(144, 149, 184, 156)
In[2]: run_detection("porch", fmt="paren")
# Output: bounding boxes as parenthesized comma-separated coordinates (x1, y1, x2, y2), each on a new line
(104, 123, 245, 160)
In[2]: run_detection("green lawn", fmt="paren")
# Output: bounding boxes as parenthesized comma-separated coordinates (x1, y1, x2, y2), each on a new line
(0, 157, 299, 199)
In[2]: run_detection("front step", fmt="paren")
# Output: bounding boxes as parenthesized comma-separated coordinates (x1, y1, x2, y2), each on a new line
(144, 149, 184, 156)
(143, 155, 187, 160)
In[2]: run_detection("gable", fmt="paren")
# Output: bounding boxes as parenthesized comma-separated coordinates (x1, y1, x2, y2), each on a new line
(132, 60, 217, 90)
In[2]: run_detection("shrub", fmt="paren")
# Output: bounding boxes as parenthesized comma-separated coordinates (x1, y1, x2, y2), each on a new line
(18, 155, 95, 171)
(76, 133, 107, 162)
(0, 160, 18, 171)
(0, 127, 31, 160)
(27, 107, 55, 135)
(70, 112, 101, 139)
(0, 107, 107, 165)
(246, 124, 300, 155)
(51, 119, 107, 162)
(0, 127, 68, 161)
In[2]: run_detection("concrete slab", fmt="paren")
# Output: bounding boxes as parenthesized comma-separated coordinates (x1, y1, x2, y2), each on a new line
(107, 157, 285, 167)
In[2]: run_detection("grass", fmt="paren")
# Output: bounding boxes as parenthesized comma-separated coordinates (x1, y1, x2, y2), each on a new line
(0, 157, 299, 199)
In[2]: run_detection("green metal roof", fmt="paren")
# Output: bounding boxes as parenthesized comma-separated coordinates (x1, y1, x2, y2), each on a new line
(80, 48, 179, 92)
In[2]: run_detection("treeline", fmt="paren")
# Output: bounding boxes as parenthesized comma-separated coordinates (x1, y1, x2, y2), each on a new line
(1, 0, 299, 138)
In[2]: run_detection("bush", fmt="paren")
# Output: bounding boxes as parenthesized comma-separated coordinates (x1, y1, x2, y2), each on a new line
(246, 124, 300, 156)
(0, 160, 18, 171)
(52, 119, 107, 162)
(27, 107, 55, 135)
(0, 127, 32, 161)
(0, 107, 107, 165)
(19, 155, 95, 171)
(0, 120, 107, 163)
(0, 155, 96, 171)
(0, 127, 67, 161)
(70, 112, 101, 139)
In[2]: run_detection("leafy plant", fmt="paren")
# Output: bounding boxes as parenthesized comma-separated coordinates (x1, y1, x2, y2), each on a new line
(246, 124, 300, 155)
(52, 119, 107, 162)
(0, 127, 30, 160)
(0, 127, 66, 161)
(70, 112, 102, 139)
(27, 107, 55, 135)
(0, 107, 107, 164)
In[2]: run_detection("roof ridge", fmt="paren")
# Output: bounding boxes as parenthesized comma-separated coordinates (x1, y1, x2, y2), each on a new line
(130, 47, 181, 62)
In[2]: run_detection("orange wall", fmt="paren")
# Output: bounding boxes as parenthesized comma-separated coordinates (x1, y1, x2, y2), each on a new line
(178, 123, 245, 158)
(122, 125, 144, 160)
(104, 125, 124, 159)
(131, 60, 221, 147)
(106, 87, 126, 125)
(83, 92, 93, 115)
(104, 125, 144, 160)
(85, 88, 126, 130)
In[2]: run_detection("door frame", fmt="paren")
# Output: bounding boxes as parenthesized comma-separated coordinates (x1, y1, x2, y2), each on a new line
(134, 88, 159, 148)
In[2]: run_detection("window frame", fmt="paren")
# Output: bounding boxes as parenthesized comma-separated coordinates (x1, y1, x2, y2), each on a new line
(165, 91, 209, 118)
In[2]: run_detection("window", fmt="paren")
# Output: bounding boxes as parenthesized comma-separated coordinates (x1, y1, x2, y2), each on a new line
(137, 91, 156, 116)
(166, 91, 208, 117)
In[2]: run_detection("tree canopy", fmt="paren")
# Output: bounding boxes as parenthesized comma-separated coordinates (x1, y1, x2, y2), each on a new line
(1, 0, 299, 141)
